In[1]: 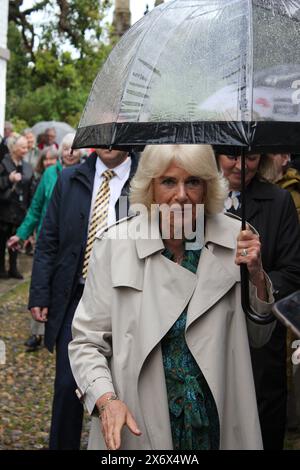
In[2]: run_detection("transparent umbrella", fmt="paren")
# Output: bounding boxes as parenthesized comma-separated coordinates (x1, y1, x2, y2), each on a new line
(73, 0, 300, 324)
(31, 121, 75, 145)
(73, 0, 300, 152)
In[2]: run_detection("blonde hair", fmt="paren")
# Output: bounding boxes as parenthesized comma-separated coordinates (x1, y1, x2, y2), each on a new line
(6, 133, 26, 153)
(59, 133, 84, 158)
(259, 153, 291, 183)
(130, 145, 228, 215)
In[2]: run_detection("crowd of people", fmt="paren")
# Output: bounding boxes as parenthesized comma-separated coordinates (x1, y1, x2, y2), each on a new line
(1, 119, 300, 450)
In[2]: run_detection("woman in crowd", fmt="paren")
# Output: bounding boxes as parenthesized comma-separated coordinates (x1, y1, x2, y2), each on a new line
(216, 149, 300, 450)
(34, 146, 59, 181)
(69, 144, 274, 450)
(23, 146, 59, 254)
(0, 134, 33, 279)
(8, 134, 82, 351)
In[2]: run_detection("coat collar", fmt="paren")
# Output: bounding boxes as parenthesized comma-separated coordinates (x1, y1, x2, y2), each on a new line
(135, 213, 165, 259)
(135, 212, 237, 259)
(132, 211, 240, 417)
(71, 152, 97, 191)
(204, 214, 237, 249)
(231, 176, 275, 221)
(246, 176, 276, 200)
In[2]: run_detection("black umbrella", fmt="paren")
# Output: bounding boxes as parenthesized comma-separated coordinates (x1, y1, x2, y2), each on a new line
(73, 0, 300, 324)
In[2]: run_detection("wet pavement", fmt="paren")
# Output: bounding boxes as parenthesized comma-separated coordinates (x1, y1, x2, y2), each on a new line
(0, 252, 33, 296)
(0, 276, 90, 450)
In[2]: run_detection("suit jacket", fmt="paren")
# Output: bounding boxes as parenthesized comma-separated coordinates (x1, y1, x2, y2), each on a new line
(69, 212, 275, 450)
(28, 152, 138, 352)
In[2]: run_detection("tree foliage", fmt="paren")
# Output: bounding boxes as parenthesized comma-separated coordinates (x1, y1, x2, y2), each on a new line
(7, 0, 113, 128)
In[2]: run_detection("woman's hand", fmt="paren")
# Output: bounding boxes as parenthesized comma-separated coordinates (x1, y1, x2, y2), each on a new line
(9, 170, 22, 183)
(96, 393, 142, 450)
(235, 229, 268, 301)
(7, 235, 22, 252)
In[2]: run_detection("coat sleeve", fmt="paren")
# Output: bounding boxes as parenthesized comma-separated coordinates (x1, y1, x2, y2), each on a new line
(28, 175, 61, 309)
(69, 235, 115, 415)
(268, 192, 300, 299)
(16, 174, 46, 240)
(247, 273, 276, 348)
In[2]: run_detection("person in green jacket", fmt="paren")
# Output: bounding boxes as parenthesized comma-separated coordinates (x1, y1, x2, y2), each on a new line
(8, 133, 82, 351)
(17, 148, 61, 241)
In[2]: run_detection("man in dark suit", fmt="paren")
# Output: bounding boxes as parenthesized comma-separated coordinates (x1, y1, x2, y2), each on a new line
(28, 148, 138, 449)
(217, 150, 300, 450)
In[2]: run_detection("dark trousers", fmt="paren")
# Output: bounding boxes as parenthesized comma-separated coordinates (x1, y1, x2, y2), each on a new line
(49, 285, 84, 450)
(251, 322, 287, 450)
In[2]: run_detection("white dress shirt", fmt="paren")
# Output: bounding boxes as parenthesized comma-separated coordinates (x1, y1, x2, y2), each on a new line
(88, 156, 131, 230)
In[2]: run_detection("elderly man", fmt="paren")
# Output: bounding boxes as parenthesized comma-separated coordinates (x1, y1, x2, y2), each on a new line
(28, 147, 138, 449)
(38, 127, 58, 150)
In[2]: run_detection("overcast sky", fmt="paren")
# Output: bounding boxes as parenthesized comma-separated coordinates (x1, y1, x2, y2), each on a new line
(131, 1, 157, 24)
(22, 1, 168, 26)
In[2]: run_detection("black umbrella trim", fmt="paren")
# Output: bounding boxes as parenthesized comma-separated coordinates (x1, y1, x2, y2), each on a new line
(72, 121, 300, 152)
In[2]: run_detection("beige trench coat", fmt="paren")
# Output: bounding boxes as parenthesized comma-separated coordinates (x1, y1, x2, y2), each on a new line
(69, 213, 275, 450)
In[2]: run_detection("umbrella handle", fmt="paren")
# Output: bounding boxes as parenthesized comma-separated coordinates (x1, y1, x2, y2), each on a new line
(240, 150, 275, 325)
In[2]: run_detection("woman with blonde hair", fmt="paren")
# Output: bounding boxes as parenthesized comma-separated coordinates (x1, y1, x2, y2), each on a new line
(69, 144, 275, 450)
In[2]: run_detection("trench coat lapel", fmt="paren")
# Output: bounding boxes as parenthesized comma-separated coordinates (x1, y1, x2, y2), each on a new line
(134, 214, 197, 378)
(187, 214, 240, 328)
(135, 249, 197, 379)
(133, 213, 241, 372)
(186, 246, 239, 328)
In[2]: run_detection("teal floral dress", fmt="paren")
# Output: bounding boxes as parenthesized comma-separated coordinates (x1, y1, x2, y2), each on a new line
(161, 248, 220, 450)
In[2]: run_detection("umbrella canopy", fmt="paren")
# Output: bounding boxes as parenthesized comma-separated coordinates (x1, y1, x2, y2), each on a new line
(73, 0, 300, 152)
(31, 121, 75, 145)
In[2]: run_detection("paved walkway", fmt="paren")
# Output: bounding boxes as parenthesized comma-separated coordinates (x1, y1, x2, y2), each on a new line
(0, 253, 33, 297)
(0, 271, 89, 450)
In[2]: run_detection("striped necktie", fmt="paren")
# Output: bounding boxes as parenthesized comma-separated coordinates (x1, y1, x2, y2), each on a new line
(82, 169, 115, 279)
